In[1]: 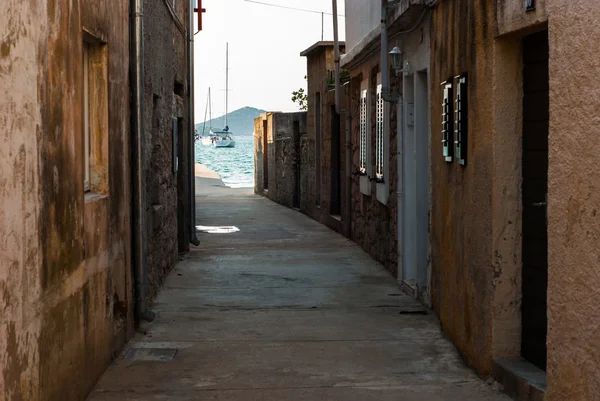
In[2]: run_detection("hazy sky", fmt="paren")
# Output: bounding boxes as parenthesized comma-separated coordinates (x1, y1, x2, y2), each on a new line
(193, 0, 346, 123)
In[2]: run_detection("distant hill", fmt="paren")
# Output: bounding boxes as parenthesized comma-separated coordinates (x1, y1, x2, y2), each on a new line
(196, 106, 266, 136)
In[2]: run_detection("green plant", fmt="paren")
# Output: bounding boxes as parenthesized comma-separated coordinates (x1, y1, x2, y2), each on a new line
(327, 69, 350, 87)
(291, 75, 308, 111)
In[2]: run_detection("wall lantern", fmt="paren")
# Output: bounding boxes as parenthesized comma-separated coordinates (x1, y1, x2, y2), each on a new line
(389, 47, 409, 75)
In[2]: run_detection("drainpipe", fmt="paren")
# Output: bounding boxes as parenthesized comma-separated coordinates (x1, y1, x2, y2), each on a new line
(131, 0, 155, 322)
(397, 97, 404, 280)
(332, 0, 341, 114)
(187, 0, 200, 246)
(380, 0, 403, 276)
(343, 100, 352, 238)
(332, 0, 351, 237)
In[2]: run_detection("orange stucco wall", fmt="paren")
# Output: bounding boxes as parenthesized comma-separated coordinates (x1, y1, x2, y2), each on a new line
(546, 1, 600, 399)
(429, 0, 497, 374)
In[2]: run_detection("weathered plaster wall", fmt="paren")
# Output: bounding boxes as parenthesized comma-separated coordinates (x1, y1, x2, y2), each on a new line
(1, 0, 134, 400)
(347, 53, 398, 276)
(0, 1, 45, 398)
(430, 0, 497, 374)
(39, 0, 134, 399)
(144, 0, 189, 298)
(546, 1, 600, 399)
(490, 35, 524, 360)
(497, 0, 547, 36)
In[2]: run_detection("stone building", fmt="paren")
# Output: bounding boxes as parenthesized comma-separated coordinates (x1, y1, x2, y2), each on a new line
(143, 0, 192, 298)
(0, 0, 195, 399)
(341, 1, 432, 294)
(254, 112, 308, 209)
(301, 42, 349, 234)
(291, 1, 600, 400)
(254, 42, 351, 235)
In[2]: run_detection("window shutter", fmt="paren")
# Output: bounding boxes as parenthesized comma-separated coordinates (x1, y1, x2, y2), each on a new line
(441, 80, 453, 162)
(359, 89, 368, 174)
(454, 74, 467, 166)
(376, 84, 384, 182)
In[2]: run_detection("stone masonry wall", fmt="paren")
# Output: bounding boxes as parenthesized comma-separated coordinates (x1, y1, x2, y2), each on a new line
(254, 112, 307, 210)
(271, 112, 306, 208)
(144, 0, 189, 299)
(303, 43, 348, 234)
(347, 58, 398, 276)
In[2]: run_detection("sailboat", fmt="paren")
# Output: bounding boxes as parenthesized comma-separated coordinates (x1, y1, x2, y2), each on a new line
(200, 88, 217, 146)
(213, 43, 236, 148)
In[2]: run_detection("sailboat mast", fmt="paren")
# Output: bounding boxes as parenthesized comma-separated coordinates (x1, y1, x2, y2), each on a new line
(202, 90, 208, 136)
(225, 42, 229, 129)
(208, 87, 212, 130)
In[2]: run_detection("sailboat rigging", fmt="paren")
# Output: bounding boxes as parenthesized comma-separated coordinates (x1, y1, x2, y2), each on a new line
(212, 42, 235, 148)
(200, 87, 217, 146)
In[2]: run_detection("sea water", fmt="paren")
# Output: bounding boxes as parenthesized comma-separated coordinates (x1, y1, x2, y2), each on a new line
(195, 135, 254, 188)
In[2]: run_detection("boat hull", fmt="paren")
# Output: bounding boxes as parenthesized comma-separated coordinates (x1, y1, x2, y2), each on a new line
(214, 139, 235, 148)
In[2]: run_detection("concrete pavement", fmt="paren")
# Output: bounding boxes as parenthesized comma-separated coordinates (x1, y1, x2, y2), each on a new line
(87, 172, 510, 401)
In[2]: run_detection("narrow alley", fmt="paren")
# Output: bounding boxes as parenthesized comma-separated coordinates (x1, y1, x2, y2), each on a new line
(4, 1, 600, 400)
(87, 173, 509, 401)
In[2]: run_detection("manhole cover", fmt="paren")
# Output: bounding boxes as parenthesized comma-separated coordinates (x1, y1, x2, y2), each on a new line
(122, 348, 178, 361)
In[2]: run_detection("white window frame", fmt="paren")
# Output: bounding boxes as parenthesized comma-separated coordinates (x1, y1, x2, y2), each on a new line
(375, 73, 389, 205)
(376, 83, 385, 182)
(83, 42, 90, 192)
(359, 79, 372, 196)
(359, 89, 368, 174)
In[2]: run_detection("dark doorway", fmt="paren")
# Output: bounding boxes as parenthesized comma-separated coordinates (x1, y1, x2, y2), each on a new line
(521, 30, 549, 371)
(263, 118, 268, 190)
(175, 117, 188, 253)
(330, 105, 341, 216)
(315, 92, 321, 206)
(293, 120, 301, 209)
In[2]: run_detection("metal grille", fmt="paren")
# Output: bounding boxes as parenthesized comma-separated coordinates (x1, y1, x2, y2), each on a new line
(376, 85, 384, 181)
(359, 89, 367, 173)
(441, 81, 453, 162)
(454, 74, 467, 166)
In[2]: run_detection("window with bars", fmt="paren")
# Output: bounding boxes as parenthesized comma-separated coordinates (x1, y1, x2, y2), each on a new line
(359, 89, 368, 174)
(454, 74, 468, 166)
(375, 84, 384, 181)
(441, 80, 453, 162)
